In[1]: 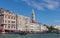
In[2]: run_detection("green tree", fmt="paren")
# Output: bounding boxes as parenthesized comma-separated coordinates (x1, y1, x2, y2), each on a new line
(43, 24, 58, 32)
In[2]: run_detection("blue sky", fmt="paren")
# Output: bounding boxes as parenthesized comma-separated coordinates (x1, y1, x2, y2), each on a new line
(0, 0, 60, 25)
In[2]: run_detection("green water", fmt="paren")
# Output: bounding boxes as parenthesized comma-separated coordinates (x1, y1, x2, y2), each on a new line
(0, 34, 60, 38)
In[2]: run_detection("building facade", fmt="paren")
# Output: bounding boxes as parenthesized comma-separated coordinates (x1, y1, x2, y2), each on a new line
(0, 8, 45, 33)
(16, 15, 31, 31)
(30, 23, 41, 32)
(40, 24, 48, 32)
(29, 9, 41, 33)
(0, 8, 17, 33)
(0, 8, 31, 33)
(54, 25, 60, 30)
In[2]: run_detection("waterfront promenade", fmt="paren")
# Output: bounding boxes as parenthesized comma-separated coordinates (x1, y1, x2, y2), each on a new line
(0, 34, 60, 38)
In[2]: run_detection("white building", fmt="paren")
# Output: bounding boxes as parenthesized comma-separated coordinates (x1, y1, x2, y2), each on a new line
(54, 25, 60, 30)
(40, 24, 48, 32)
(29, 9, 48, 33)
(30, 23, 40, 32)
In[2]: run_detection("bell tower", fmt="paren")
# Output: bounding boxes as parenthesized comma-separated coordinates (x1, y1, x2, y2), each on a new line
(32, 9, 35, 23)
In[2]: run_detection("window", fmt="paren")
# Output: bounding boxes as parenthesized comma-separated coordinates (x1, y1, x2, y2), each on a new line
(5, 20, 7, 23)
(3, 20, 4, 23)
(8, 24, 10, 25)
(11, 24, 15, 28)
(8, 24, 10, 28)
(12, 21, 15, 23)
(11, 16, 13, 19)
(14, 17, 15, 19)
(8, 16, 10, 19)
(25, 26, 28, 28)
(11, 16, 15, 19)
(5, 25, 6, 28)
(8, 20, 10, 23)
(5, 15, 7, 18)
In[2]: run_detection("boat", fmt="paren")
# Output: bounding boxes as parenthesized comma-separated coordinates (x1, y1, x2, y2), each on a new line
(5, 31, 27, 35)
(19, 31, 27, 35)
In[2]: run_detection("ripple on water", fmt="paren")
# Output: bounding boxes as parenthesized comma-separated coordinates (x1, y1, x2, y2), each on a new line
(0, 34, 60, 38)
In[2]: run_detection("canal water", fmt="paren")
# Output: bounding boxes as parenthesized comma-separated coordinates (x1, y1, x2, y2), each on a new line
(0, 34, 60, 38)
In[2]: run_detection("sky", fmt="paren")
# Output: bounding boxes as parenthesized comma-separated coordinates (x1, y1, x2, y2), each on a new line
(0, 0, 60, 25)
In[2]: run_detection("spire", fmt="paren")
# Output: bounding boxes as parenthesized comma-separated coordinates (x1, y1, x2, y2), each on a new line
(32, 9, 35, 23)
(32, 9, 34, 15)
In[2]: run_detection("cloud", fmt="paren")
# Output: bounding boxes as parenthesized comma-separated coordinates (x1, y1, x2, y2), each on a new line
(13, 0, 60, 10)
(21, 0, 44, 10)
(54, 20, 60, 22)
(21, 0, 60, 10)
(21, 0, 45, 10)
(44, 0, 59, 10)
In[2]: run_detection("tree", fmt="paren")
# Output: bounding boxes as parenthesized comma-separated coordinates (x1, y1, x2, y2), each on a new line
(43, 24, 58, 33)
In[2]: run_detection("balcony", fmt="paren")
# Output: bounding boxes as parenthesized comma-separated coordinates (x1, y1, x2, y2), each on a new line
(1, 22, 7, 26)
(0, 13, 4, 16)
